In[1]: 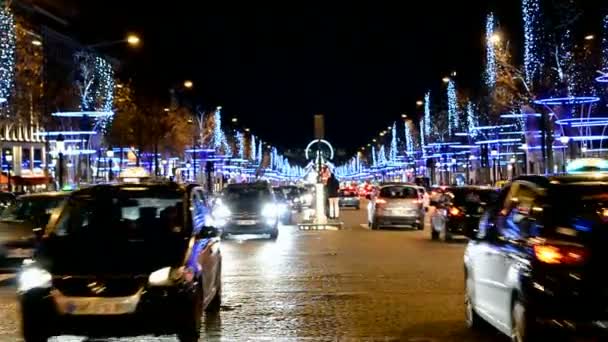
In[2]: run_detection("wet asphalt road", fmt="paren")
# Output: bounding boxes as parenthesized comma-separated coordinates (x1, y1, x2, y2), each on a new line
(0, 203, 508, 342)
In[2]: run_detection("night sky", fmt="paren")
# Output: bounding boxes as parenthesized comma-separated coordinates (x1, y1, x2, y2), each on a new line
(66, 1, 529, 152)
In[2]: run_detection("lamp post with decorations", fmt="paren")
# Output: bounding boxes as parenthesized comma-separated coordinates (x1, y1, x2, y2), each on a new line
(5, 151, 12, 192)
(56, 134, 65, 190)
(106, 149, 115, 181)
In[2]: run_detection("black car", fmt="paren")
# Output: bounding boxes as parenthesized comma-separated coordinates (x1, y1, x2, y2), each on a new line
(338, 189, 360, 209)
(214, 182, 279, 239)
(465, 175, 608, 341)
(0, 192, 15, 213)
(272, 187, 294, 225)
(430, 186, 498, 241)
(0, 192, 67, 272)
(277, 185, 304, 212)
(18, 182, 222, 342)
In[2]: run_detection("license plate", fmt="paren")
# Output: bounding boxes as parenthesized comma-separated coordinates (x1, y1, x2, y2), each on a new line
(236, 220, 256, 226)
(66, 300, 136, 315)
(6, 248, 33, 258)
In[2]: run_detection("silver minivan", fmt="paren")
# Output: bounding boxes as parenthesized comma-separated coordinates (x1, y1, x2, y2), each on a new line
(367, 184, 424, 230)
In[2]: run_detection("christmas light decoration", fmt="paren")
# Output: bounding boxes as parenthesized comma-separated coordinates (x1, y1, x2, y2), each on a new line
(94, 57, 114, 112)
(405, 121, 414, 154)
(213, 107, 228, 152)
(447, 79, 459, 135)
(419, 118, 425, 148)
(603, 15, 608, 70)
(251, 135, 256, 161)
(522, 0, 541, 85)
(390, 122, 397, 162)
(424, 92, 431, 138)
(0, 6, 15, 104)
(372, 146, 377, 166)
(236, 131, 244, 159)
(257, 140, 263, 164)
(466, 101, 479, 137)
(378, 146, 387, 165)
(533, 96, 600, 105)
(485, 13, 497, 89)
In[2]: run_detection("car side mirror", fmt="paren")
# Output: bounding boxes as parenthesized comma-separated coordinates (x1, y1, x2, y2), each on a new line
(32, 227, 44, 241)
(197, 226, 220, 239)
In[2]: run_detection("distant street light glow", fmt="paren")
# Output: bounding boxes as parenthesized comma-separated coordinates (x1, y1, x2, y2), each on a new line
(127, 34, 141, 46)
(184, 80, 194, 89)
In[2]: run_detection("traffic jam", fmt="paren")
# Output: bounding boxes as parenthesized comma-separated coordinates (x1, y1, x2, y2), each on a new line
(0, 159, 605, 341)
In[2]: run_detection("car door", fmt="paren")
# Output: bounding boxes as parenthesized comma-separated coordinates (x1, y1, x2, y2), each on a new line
(490, 182, 538, 326)
(190, 188, 220, 306)
(468, 185, 512, 325)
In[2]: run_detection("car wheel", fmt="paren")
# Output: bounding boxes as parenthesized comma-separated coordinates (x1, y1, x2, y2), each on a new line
(511, 297, 538, 342)
(21, 309, 49, 342)
(205, 266, 222, 313)
(177, 288, 203, 342)
(269, 228, 279, 240)
(464, 272, 486, 331)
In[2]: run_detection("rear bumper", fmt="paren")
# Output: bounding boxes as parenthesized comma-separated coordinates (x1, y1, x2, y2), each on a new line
(375, 215, 422, 228)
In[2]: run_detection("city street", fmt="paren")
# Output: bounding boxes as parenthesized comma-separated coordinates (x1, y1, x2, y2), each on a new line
(0, 203, 505, 342)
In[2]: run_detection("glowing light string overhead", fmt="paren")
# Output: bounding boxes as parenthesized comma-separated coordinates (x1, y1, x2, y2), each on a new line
(522, 0, 542, 85)
(0, 6, 15, 104)
(485, 13, 497, 89)
(447, 79, 459, 136)
(390, 122, 397, 162)
(424, 92, 431, 138)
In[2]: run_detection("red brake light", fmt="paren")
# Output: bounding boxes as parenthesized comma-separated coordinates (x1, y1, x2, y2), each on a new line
(534, 245, 588, 265)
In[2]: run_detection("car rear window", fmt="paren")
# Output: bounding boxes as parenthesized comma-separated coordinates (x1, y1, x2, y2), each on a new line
(450, 189, 498, 206)
(339, 190, 357, 197)
(379, 186, 418, 199)
(548, 185, 608, 222)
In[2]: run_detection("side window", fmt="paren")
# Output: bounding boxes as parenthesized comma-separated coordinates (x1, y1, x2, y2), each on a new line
(498, 182, 539, 239)
(190, 191, 205, 233)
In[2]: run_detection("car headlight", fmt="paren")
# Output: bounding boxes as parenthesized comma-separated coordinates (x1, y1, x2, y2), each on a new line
(18, 266, 52, 293)
(262, 203, 278, 218)
(149, 266, 194, 286)
(213, 204, 231, 219)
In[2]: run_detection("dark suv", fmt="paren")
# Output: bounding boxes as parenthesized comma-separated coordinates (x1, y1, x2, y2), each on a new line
(18, 183, 222, 342)
(464, 175, 608, 341)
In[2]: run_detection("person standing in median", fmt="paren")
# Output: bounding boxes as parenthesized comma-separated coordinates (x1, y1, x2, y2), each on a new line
(326, 172, 340, 219)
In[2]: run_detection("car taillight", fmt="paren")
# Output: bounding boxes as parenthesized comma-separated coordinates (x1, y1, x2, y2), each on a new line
(533, 244, 588, 265)
(448, 206, 461, 216)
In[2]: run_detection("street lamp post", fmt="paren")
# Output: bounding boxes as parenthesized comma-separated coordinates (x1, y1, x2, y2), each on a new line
(5, 151, 12, 192)
(106, 149, 114, 181)
(57, 135, 65, 190)
(490, 149, 499, 185)
(559, 136, 570, 173)
(87, 34, 142, 49)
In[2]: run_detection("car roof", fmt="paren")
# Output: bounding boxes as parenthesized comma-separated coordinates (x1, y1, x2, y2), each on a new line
(515, 174, 608, 188)
(379, 183, 418, 189)
(18, 191, 69, 199)
(68, 182, 186, 197)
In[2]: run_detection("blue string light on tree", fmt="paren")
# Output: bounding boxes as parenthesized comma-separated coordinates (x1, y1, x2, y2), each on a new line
(602, 15, 608, 73)
(236, 131, 244, 159)
(0, 6, 15, 104)
(424, 91, 431, 138)
(419, 118, 425, 149)
(372, 146, 377, 167)
(213, 107, 228, 153)
(447, 79, 459, 136)
(390, 122, 397, 162)
(405, 121, 414, 155)
(94, 56, 114, 130)
(378, 146, 387, 166)
(485, 13, 497, 89)
(466, 101, 479, 138)
(522, 0, 542, 86)
(257, 140, 263, 164)
(251, 135, 256, 161)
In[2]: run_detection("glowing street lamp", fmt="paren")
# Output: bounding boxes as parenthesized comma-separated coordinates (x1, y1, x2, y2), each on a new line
(416, 101, 423, 107)
(584, 34, 595, 41)
(442, 77, 450, 83)
(126, 34, 141, 46)
(183, 80, 194, 89)
(490, 33, 501, 44)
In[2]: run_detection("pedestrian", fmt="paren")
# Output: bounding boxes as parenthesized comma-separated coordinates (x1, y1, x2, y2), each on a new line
(326, 172, 340, 219)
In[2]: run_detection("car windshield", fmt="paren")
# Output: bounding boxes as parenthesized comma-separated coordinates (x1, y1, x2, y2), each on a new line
(53, 187, 185, 240)
(279, 186, 300, 199)
(0, 196, 65, 223)
(223, 185, 272, 203)
(339, 189, 357, 197)
(379, 186, 418, 199)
